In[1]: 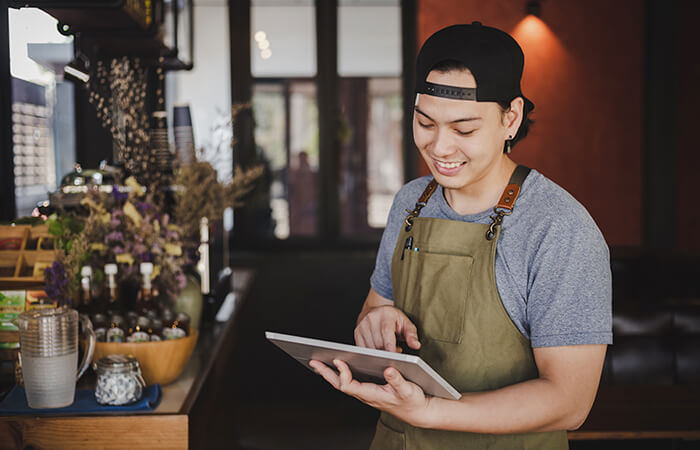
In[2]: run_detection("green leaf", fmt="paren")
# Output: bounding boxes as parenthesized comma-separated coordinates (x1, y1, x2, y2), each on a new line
(65, 240, 73, 252)
(48, 219, 64, 237)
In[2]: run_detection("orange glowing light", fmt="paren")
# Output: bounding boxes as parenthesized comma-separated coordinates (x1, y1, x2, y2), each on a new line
(512, 15, 556, 50)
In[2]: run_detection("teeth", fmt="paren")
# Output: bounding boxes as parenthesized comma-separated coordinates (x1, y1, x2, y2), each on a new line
(436, 160, 463, 169)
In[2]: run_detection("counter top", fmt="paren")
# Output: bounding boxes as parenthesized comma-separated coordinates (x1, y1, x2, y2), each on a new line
(0, 268, 254, 450)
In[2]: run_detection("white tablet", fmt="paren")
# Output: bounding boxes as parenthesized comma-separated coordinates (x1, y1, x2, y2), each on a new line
(266, 331, 462, 400)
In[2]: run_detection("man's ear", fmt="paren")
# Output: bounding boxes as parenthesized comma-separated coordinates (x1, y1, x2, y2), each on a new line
(504, 97, 525, 136)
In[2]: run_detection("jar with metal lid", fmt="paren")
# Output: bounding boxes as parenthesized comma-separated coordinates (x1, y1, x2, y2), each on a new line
(93, 355, 146, 405)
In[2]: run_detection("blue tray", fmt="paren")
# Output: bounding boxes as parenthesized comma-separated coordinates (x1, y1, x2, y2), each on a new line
(0, 384, 161, 415)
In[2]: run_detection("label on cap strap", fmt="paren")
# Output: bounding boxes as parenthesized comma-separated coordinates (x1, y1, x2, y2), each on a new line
(419, 82, 477, 101)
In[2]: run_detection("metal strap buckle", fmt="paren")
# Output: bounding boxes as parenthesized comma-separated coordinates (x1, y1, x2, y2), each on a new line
(486, 207, 513, 240)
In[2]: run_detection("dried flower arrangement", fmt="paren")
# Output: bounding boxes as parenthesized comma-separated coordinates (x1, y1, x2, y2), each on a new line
(43, 98, 263, 307)
(44, 182, 188, 307)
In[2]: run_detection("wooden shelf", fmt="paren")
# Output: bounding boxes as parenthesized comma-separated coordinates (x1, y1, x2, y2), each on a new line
(0, 225, 55, 290)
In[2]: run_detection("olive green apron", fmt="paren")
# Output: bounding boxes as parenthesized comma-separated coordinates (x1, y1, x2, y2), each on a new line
(369, 165, 568, 450)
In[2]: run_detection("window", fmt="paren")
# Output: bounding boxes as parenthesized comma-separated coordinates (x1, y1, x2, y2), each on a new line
(8, 8, 74, 217)
(243, 0, 407, 244)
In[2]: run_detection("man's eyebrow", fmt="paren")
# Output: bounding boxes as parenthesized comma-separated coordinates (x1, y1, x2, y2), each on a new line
(414, 106, 482, 124)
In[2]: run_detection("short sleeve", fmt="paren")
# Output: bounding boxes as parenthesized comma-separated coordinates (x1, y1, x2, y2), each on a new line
(369, 191, 408, 301)
(526, 215, 613, 347)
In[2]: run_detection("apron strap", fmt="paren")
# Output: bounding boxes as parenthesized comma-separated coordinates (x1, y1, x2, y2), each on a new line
(486, 164, 531, 240)
(404, 179, 438, 231)
(404, 165, 531, 234)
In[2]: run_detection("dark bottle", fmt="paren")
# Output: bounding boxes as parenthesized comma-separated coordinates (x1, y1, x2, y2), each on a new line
(78, 266, 93, 315)
(163, 312, 189, 340)
(135, 262, 158, 316)
(106, 314, 126, 343)
(126, 310, 139, 330)
(149, 318, 163, 341)
(92, 313, 108, 342)
(103, 263, 123, 316)
(127, 316, 151, 343)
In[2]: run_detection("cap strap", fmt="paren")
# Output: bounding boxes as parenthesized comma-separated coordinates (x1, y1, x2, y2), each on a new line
(419, 81, 476, 101)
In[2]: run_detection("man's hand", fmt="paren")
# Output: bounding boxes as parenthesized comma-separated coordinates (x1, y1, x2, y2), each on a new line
(355, 289, 421, 353)
(309, 359, 431, 427)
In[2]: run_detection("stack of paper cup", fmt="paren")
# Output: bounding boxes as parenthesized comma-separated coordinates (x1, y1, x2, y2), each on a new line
(150, 110, 173, 173)
(173, 103, 195, 166)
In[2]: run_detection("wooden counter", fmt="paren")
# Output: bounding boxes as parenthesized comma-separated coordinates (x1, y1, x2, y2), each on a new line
(570, 384, 700, 440)
(0, 269, 254, 450)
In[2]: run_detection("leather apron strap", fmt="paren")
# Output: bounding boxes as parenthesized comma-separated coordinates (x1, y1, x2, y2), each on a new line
(404, 165, 532, 239)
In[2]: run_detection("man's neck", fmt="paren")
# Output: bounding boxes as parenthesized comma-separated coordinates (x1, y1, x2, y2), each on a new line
(443, 157, 517, 215)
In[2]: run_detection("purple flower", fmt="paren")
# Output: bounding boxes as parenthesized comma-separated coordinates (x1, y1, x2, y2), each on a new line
(112, 245, 125, 254)
(175, 271, 187, 290)
(132, 243, 147, 254)
(136, 202, 154, 215)
(110, 218, 121, 227)
(105, 231, 124, 243)
(140, 252, 153, 262)
(111, 185, 128, 202)
(43, 261, 71, 307)
(166, 230, 179, 239)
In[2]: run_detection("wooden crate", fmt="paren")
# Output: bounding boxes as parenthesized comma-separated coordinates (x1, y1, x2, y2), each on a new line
(0, 224, 55, 290)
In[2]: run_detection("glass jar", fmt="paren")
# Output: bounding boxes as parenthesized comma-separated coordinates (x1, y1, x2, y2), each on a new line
(93, 355, 146, 406)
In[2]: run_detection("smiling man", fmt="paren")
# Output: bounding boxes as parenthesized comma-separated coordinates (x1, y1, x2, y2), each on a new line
(310, 23, 612, 450)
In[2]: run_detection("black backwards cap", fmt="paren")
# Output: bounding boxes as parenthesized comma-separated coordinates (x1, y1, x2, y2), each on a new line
(416, 22, 534, 113)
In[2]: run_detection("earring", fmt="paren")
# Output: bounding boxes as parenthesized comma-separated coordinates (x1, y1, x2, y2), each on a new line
(505, 136, 512, 154)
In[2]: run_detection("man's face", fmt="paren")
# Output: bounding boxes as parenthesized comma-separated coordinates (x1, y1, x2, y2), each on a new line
(413, 69, 514, 196)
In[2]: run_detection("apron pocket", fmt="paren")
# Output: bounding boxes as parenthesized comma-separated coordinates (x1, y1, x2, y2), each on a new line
(402, 251, 473, 344)
(369, 418, 406, 450)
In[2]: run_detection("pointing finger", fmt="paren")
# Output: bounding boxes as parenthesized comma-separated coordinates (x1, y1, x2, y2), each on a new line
(381, 322, 397, 352)
(403, 321, 421, 350)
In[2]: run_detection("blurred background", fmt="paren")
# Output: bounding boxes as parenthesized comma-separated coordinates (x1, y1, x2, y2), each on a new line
(1, 0, 699, 449)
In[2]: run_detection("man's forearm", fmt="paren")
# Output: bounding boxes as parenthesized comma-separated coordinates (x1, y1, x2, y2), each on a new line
(420, 376, 589, 434)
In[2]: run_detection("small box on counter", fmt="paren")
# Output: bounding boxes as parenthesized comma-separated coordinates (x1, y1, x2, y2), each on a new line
(0, 291, 25, 331)
(0, 290, 25, 351)
(26, 290, 56, 310)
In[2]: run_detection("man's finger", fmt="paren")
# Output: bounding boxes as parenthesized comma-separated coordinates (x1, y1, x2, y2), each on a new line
(309, 360, 340, 390)
(381, 322, 397, 352)
(333, 359, 354, 391)
(402, 320, 421, 350)
(384, 367, 413, 399)
(354, 327, 367, 348)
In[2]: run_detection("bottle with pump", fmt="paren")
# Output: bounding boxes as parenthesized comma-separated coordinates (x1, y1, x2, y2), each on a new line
(103, 263, 122, 316)
(136, 262, 157, 316)
(78, 266, 93, 315)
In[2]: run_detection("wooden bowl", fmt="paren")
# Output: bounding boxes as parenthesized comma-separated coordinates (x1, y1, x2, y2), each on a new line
(92, 329, 198, 386)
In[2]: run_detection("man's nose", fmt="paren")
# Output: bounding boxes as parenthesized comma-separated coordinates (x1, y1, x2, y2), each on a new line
(431, 128, 455, 157)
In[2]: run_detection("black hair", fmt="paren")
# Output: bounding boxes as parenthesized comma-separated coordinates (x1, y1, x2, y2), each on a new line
(428, 59, 534, 153)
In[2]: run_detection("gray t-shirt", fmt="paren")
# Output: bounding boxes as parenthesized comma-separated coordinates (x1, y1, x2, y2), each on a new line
(370, 169, 612, 348)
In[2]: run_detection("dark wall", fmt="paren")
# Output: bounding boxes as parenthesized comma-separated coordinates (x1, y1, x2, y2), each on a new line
(676, 0, 700, 251)
(417, 0, 644, 247)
